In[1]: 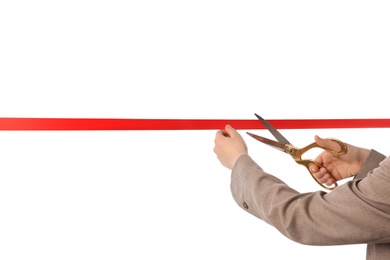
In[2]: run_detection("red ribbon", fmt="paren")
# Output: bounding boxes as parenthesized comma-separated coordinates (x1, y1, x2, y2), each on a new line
(1, 117, 390, 130)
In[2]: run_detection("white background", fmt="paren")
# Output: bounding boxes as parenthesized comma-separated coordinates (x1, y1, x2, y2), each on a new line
(1, 1, 390, 259)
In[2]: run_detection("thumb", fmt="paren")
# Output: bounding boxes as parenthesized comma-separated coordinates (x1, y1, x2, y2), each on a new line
(315, 135, 341, 151)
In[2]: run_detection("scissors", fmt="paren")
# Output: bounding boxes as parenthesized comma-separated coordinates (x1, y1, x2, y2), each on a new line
(246, 113, 347, 190)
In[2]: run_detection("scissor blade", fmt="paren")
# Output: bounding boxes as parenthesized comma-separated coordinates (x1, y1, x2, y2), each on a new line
(254, 113, 290, 145)
(246, 132, 286, 152)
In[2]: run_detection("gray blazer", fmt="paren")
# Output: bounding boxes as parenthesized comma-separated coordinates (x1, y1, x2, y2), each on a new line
(231, 150, 389, 260)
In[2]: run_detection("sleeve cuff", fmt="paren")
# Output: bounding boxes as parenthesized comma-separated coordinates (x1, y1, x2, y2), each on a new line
(355, 149, 386, 179)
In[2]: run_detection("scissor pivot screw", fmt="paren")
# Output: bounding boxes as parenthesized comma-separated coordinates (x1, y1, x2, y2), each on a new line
(285, 146, 294, 155)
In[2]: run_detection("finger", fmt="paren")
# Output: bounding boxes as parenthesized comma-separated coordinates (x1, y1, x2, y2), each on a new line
(309, 164, 320, 174)
(311, 166, 328, 180)
(311, 168, 326, 180)
(215, 129, 228, 137)
(325, 177, 336, 186)
(224, 124, 237, 137)
(319, 173, 330, 184)
(314, 172, 336, 186)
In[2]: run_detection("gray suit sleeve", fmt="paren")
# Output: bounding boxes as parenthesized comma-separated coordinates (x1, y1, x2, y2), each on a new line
(355, 149, 386, 179)
(230, 151, 390, 246)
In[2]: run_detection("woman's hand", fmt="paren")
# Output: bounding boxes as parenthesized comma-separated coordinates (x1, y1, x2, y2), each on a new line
(309, 135, 371, 186)
(214, 125, 248, 170)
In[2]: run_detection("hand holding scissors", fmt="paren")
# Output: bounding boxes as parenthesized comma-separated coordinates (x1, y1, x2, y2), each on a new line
(246, 113, 347, 190)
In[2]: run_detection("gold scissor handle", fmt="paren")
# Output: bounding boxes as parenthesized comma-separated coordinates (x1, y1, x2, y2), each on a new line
(286, 138, 347, 190)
